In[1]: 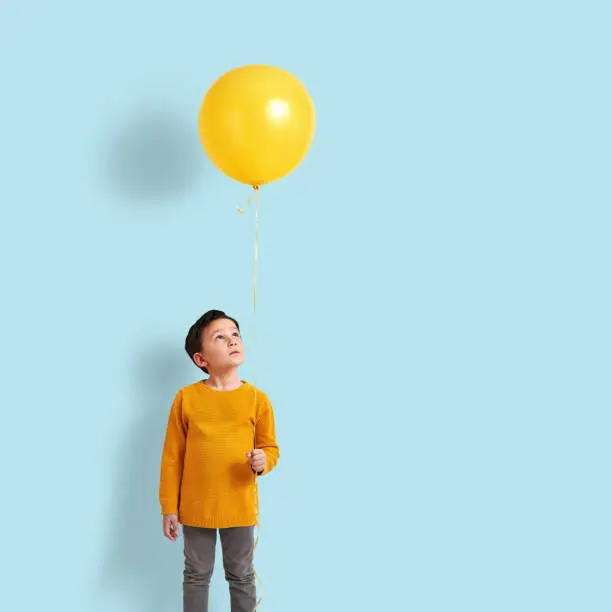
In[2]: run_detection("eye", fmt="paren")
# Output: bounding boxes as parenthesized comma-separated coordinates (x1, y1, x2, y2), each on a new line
(216, 334, 225, 341)
(233, 332, 241, 338)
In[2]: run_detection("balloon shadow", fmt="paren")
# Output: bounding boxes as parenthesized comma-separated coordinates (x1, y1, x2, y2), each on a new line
(99, 341, 227, 612)
(104, 107, 203, 204)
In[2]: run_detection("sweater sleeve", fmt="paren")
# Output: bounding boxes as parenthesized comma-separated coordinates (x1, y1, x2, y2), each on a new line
(159, 390, 187, 515)
(255, 393, 280, 476)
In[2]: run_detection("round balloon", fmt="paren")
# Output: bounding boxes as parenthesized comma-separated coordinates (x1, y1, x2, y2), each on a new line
(198, 65, 316, 187)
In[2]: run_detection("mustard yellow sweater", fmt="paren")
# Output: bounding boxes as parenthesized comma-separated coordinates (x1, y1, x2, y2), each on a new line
(159, 380, 279, 528)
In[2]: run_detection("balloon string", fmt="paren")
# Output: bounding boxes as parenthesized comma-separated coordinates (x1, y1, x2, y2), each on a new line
(253, 185, 262, 610)
(241, 186, 263, 611)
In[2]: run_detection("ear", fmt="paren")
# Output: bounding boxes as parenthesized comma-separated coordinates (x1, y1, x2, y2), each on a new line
(193, 352, 208, 369)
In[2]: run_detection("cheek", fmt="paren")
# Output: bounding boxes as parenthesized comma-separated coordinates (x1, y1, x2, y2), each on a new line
(207, 345, 224, 360)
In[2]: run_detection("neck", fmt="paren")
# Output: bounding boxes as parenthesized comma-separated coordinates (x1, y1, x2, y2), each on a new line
(205, 369, 242, 391)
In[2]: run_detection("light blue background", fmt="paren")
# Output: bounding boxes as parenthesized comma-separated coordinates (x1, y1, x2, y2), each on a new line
(1, 1, 610, 611)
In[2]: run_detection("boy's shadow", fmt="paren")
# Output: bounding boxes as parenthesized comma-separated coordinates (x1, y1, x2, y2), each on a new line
(101, 344, 226, 612)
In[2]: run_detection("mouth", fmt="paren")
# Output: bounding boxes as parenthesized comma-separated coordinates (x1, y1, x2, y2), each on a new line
(229, 350, 241, 357)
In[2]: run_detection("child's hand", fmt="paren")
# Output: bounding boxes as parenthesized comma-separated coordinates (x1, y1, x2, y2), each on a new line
(246, 449, 266, 474)
(163, 514, 179, 542)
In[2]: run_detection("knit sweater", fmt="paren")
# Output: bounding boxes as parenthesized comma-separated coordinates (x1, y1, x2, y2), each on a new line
(159, 380, 279, 528)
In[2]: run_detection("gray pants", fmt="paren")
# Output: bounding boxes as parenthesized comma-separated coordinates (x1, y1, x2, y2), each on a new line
(183, 525, 256, 612)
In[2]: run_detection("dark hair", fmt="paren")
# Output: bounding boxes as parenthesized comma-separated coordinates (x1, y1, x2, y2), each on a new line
(185, 310, 240, 374)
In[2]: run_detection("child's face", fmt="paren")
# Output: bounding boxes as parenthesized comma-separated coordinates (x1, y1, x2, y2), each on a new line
(195, 318, 244, 373)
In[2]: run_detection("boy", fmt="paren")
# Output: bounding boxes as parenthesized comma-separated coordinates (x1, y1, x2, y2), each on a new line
(159, 309, 280, 612)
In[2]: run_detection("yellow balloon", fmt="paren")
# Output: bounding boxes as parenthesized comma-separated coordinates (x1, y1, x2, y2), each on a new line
(198, 65, 316, 187)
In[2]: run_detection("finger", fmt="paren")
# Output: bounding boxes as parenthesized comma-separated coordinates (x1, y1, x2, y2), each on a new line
(165, 520, 177, 539)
